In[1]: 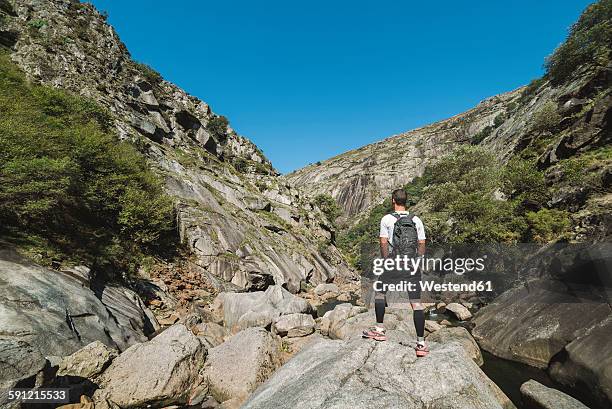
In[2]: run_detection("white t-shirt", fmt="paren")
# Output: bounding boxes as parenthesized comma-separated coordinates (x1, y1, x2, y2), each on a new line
(379, 211, 426, 245)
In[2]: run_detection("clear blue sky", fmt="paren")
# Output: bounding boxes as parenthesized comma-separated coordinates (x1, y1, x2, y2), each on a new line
(90, 0, 592, 174)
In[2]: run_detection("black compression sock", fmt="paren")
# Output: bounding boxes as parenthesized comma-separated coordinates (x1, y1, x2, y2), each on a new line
(413, 309, 425, 338)
(375, 298, 386, 324)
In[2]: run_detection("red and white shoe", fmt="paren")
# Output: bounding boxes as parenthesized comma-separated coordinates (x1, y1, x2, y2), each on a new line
(415, 343, 429, 357)
(362, 327, 387, 341)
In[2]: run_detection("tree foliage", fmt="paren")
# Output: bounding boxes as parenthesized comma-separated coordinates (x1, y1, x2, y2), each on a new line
(545, 0, 612, 85)
(338, 146, 571, 266)
(0, 51, 175, 275)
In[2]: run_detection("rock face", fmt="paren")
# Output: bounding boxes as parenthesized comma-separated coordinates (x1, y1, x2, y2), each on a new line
(287, 66, 610, 242)
(286, 90, 520, 218)
(0, 246, 150, 397)
(242, 337, 515, 409)
(213, 286, 311, 330)
(94, 324, 206, 408)
(520, 380, 589, 409)
(2, 0, 354, 293)
(202, 327, 281, 404)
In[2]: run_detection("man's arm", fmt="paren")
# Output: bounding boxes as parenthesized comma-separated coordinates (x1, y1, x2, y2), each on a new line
(380, 237, 389, 258)
(418, 240, 426, 256)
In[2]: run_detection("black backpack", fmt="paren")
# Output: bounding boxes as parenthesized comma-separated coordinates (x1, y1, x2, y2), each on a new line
(389, 213, 418, 257)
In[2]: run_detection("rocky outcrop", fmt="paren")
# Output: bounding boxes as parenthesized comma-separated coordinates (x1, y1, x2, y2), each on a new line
(0, 246, 150, 400)
(212, 286, 311, 331)
(286, 89, 521, 217)
(202, 327, 281, 405)
(520, 380, 589, 409)
(1, 0, 354, 294)
(94, 324, 206, 408)
(242, 337, 515, 409)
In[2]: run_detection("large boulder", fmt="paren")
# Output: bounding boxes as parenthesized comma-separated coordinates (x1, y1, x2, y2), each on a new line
(319, 303, 416, 341)
(0, 246, 149, 402)
(97, 285, 160, 338)
(473, 277, 612, 408)
(94, 324, 206, 408)
(202, 327, 281, 404)
(212, 285, 311, 330)
(241, 337, 515, 409)
(548, 316, 612, 408)
(57, 341, 118, 379)
(472, 279, 610, 369)
(520, 380, 589, 409)
(446, 302, 473, 321)
(273, 313, 316, 337)
(426, 327, 483, 366)
(314, 283, 340, 296)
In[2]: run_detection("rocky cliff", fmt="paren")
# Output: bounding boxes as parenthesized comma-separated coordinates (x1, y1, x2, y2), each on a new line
(287, 88, 521, 217)
(0, 0, 354, 292)
(287, 44, 610, 237)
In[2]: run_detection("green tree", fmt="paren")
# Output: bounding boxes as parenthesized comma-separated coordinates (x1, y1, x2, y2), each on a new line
(0, 51, 175, 275)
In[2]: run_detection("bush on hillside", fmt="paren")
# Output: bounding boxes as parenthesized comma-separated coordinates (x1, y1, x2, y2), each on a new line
(0, 51, 175, 275)
(206, 115, 229, 143)
(526, 209, 571, 243)
(545, 0, 612, 85)
(338, 147, 570, 264)
(530, 101, 561, 133)
(313, 194, 342, 225)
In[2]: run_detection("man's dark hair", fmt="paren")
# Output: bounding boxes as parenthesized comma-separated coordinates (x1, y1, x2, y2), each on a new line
(392, 189, 407, 206)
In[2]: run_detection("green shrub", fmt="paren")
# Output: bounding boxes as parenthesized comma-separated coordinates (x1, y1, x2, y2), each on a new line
(0, 51, 175, 275)
(493, 113, 506, 127)
(339, 146, 567, 256)
(502, 157, 549, 210)
(545, 0, 612, 85)
(519, 78, 546, 104)
(313, 194, 342, 225)
(28, 19, 47, 30)
(206, 115, 229, 143)
(133, 61, 163, 84)
(471, 125, 493, 144)
(526, 209, 571, 243)
(530, 101, 561, 133)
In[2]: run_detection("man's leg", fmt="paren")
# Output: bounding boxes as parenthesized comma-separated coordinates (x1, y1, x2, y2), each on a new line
(375, 292, 386, 326)
(411, 302, 428, 356)
(363, 292, 387, 341)
(411, 302, 426, 344)
(409, 269, 429, 356)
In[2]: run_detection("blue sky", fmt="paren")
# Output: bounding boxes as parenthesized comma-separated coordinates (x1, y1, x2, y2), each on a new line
(90, 0, 592, 173)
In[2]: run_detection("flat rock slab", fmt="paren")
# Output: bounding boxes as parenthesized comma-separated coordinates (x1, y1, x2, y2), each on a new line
(426, 327, 483, 366)
(242, 337, 515, 409)
(520, 380, 589, 409)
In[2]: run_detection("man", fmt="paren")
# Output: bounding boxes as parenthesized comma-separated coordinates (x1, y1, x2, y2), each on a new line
(363, 188, 428, 357)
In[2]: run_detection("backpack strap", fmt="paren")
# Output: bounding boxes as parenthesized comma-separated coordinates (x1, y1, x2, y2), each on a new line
(390, 212, 417, 222)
